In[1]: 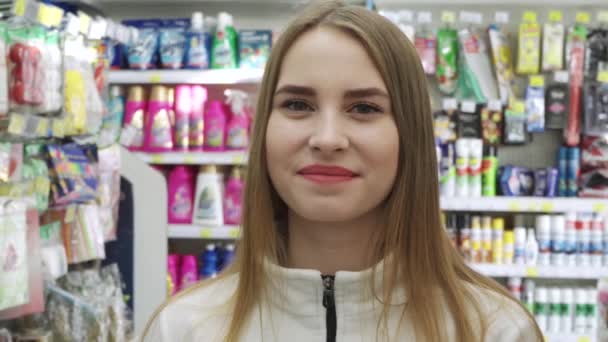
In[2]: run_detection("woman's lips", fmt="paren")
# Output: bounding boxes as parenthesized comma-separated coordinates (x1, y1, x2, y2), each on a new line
(297, 165, 358, 184)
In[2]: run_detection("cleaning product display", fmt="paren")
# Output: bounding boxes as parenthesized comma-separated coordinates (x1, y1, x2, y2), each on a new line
(383, 9, 608, 199)
(111, 12, 272, 70)
(0, 1, 132, 340)
(444, 213, 607, 268)
(167, 243, 236, 295)
(119, 85, 252, 153)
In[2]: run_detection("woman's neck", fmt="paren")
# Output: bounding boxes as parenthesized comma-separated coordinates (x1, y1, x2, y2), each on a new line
(286, 209, 382, 275)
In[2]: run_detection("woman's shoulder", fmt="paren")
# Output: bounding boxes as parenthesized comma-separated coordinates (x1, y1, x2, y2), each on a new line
(465, 283, 541, 342)
(140, 273, 239, 342)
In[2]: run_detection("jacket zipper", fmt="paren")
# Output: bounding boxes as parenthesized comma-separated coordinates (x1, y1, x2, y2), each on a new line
(322, 275, 336, 342)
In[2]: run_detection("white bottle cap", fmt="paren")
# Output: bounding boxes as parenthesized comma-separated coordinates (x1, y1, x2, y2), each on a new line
(218, 12, 233, 28)
(524, 279, 535, 292)
(566, 212, 577, 222)
(552, 215, 566, 232)
(191, 12, 204, 30)
(536, 287, 548, 302)
(562, 288, 574, 303)
(206, 243, 216, 251)
(536, 215, 551, 234)
(527, 228, 536, 240)
(550, 288, 561, 304)
(575, 289, 587, 304)
(508, 277, 522, 288)
(515, 227, 527, 244)
(110, 85, 123, 97)
(225, 243, 235, 251)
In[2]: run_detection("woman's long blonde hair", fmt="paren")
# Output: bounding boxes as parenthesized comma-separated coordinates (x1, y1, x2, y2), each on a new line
(151, 1, 543, 341)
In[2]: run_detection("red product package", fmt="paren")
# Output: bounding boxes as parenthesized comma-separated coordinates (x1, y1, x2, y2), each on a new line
(564, 25, 587, 146)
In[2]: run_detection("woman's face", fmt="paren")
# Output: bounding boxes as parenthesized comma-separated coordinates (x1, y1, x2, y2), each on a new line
(266, 26, 399, 223)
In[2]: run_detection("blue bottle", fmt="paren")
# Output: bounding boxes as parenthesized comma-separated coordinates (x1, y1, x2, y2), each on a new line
(219, 243, 236, 271)
(200, 244, 218, 279)
(558, 147, 568, 197)
(185, 12, 209, 69)
(566, 147, 580, 197)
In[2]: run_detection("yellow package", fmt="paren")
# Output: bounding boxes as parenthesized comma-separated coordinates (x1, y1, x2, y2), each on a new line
(64, 70, 87, 135)
(517, 11, 541, 75)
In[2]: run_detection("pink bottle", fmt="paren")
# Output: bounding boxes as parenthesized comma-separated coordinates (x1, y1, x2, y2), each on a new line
(179, 255, 199, 291)
(174, 85, 191, 150)
(189, 85, 207, 150)
(167, 254, 181, 295)
(144, 85, 174, 152)
(225, 90, 250, 150)
(224, 167, 244, 225)
(121, 86, 147, 151)
(168, 166, 195, 224)
(204, 100, 227, 151)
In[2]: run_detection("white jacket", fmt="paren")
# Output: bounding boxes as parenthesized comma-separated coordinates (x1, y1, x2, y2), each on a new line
(143, 261, 538, 341)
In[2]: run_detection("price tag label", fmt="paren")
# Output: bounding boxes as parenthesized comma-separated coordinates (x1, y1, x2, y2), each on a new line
(183, 154, 196, 164)
(576, 12, 590, 24)
(36, 118, 48, 137)
(13, 0, 26, 16)
(8, 115, 25, 135)
(529, 75, 545, 87)
(232, 154, 245, 164)
(527, 202, 539, 211)
(151, 154, 164, 164)
(598, 71, 608, 84)
(64, 205, 76, 223)
(554, 71, 569, 83)
(461, 101, 477, 113)
(441, 11, 455, 24)
(540, 202, 554, 212)
(149, 74, 162, 83)
(593, 203, 607, 213)
(488, 99, 503, 112)
(510, 101, 526, 114)
(442, 98, 458, 111)
(525, 267, 538, 277)
(200, 227, 212, 238)
(522, 11, 537, 23)
(548, 10, 563, 23)
(228, 227, 240, 239)
(577, 337, 591, 342)
(508, 201, 522, 211)
(495, 11, 509, 24)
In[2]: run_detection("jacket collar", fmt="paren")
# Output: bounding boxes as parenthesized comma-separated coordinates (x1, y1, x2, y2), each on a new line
(262, 258, 407, 317)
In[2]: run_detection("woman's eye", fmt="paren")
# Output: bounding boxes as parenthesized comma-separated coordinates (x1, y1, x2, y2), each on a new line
(349, 103, 382, 115)
(283, 100, 313, 112)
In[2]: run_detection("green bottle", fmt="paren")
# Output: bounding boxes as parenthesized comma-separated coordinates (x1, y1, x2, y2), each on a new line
(211, 12, 238, 69)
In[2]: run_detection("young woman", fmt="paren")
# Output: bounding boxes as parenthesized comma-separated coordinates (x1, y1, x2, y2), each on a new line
(143, 1, 543, 341)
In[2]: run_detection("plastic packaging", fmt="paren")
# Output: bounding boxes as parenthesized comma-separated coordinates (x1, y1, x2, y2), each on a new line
(200, 244, 219, 279)
(457, 101, 481, 138)
(488, 21, 515, 104)
(549, 288, 561, 333)
(514, 226, 527, 265)
(564, 24, 588, 146)
(185, 12, 209, 69)
(7, 26, 45, 112)
(179, 255, 199, 290)
(468, 139, 483, 198)
(204, 100, 227, 151)
(159, 19, 187, 69)
(542, 12, 565, 72)
(436, 26, 459, 95)
(168, 166, 195, 224)
(414, 12, 436, 75)
(168, 254, 180, 295)
(458, 28, 498, 102)
(174, 85, 191, 149)
(220, 243, 236, 271)
(525, 75, 545, 132)
(523, 279, 535, 313)
(0, 23, 8, 118)
(193, 165, 224, 226)
(525, 228, 539, 265)
(190, 85, 207, 150)
(516, 12, 541, 75)
(503, 103, 527, 144)
(481, 101, 503, 146)
(503, 230, 514, 265)
(99, 85, 125, 147)
(225, 90, 250, 150)
(120, 86, 146, 150)
(575, 289, 587, 333)
(126, 22, 159, 70)
(98, 145, 121, 241)
(587, 288, 597, 334)
(561, 288, 574, 333)
(239, 30, 272, 69)
(144, 85, 173, 151)
(224, 167, 244, 225)
(545, 78, 569, 130)
(211, 12, 238, 69)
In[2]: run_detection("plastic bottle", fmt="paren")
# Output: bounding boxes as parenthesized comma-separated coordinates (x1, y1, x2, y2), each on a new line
(179, 255, 199, 291)
(220, 243, 236, 271)
(121, 86, 146, 150)
(225, 90, 250, 150)
(167, 166, 195, 224)
(576, 213, 591, 267)
(471, 216, 482, 263)
(192, 165, 224, 226)
(536, 215, 552, 266)
(204, 100, 227, 151)
(575, 288, 587, 333)
(591, 214, 604, 267)
(508, 277, 522, 300)
(586, 288, 597, 334)
(190, 85, 208, 150)
(167, 254, 181, 295)
(525, 228, 539, 266)
(503, 231, 514, 265)
(481, 146, 498, 196)
(558, 147, 568, 196)
(460, 214, 472, 261)
(514, 226, 527, 265)
(185, 12, 209, 69)
(200, 243, 219, 279)
(468, 139, 483, 198)
(100, 85, 125, 146)
(491, 217, 504, 264)
(455, 139, 470, 197)
(211, 12, 238, 69)
(481, 216, 493, 263)
(535, 287, 549, 332)
(523, 279, 535, 313)
(549, 287, 561, 333)
(565, 212, 578, 266)
(604, 217, 608, 267)
(567, 147, 580, 197)
(224, 167, 244, 225)
(561, 288, 574, 333)
(551, 215, 566, 266)
(144, 85, 174, 151)
(173, 85, 191, 150)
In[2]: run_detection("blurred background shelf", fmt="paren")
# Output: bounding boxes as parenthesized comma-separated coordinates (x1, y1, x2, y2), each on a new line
(470, 263, 608, 280)
(168, 224, 241, 239)
(108, 69, 264, 85)
(134, 151, 248, 165)
(440, 197, 608, 214)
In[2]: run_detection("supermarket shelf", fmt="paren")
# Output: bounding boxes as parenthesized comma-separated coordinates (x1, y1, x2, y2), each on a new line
(107, 69, 264, 85)
(544, 333, 596, 342)
(471, 263, 608, 280)
(377, 0, 607, 4)
(134, 151, 248, 165)
(440, 196, 608, 214)
(168, 224, 241, 239)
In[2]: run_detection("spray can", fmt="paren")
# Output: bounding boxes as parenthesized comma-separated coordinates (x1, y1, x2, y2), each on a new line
(523, 279, 535, 314)
(459, 214, 472, 261)
(551, 215, 566, 266)
(565, 212, 578, 266)
(566, 147, 580, 197)
(514, 226, 527, 265)
(492, 217, 504, 264)
(455, 139, 470, 197)
(508, 277, 522, 300)
(576, 213, 591, 267)
(575, 289, 588, 333)
(537, 215, 552, 266)
(586, 288, 597, 334)
(200, 243, 219, 279)
(481, 216, 493, 263)
(471, 216, 482, 263)
(591, 214, 605, 267)
(561, 287, 574, 333)
(503, 231, 515, 265)
(535, 287, 549, 331)
(481, 145, 498, 196)
(469, 139, 483, 198)
(558, 147, 568, 197)
(440, 143, 456, 197)
(549, 287, 561, 333)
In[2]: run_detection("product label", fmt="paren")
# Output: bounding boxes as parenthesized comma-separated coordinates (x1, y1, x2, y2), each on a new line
(534, 303, 547, 315)
(186, 34, 209, 68)
(171, 186, 192, 219)
(189, 116, 204, 148)
(195, 185, 219, 220)
(151, 109, 173, 148)
(205, 119, 224, 148)
(224, 195, 241, 224)
(175, 117, 189, 148)
(227, 126, 248, 149)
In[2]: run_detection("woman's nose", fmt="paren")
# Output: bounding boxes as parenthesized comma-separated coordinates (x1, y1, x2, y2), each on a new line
(308, 111, 349, 154)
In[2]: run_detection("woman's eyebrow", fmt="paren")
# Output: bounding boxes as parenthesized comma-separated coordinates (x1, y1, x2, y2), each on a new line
(344, 87, 389, 99)
(274, 85, 316, 96)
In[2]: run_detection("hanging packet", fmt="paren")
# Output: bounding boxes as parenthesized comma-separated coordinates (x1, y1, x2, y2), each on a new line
(0, 199, 28, 311)
(0, 22, 8, 118)
(481, 100, 503, 145)
(97, 145, 120, 241)
(457, 100, 481, 138)
(503, 101, 527, 144)
(159, 19, 187, 69)
(542, 11, 565, 72)
(545, 71, 569, 129)
(584, 81, 608, 136)
(516, 11, 541, 75)
(488, 13, 515, 105)
(239, 30, 272, 69)
(7, 25, 45, 114)
(415, 11, 436, 75)
(525, 75, 545, 132)
(124, 19, 160, 70)
(564, 15, 588, 146)
(433, 98, 458, 144)
(584, 28, 608, 81)
(436, 12, 458, 95)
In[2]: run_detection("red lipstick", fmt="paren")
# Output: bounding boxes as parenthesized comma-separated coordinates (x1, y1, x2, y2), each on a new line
(298, 164, 358, 184)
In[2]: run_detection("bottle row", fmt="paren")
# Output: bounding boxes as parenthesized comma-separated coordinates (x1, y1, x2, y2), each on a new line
(118, 85, 252, 153)
(508, 278, 598, 335)
(159, 164, 244, 226)
(445, 213, 607, 267)
(168, 243, 235, 295)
